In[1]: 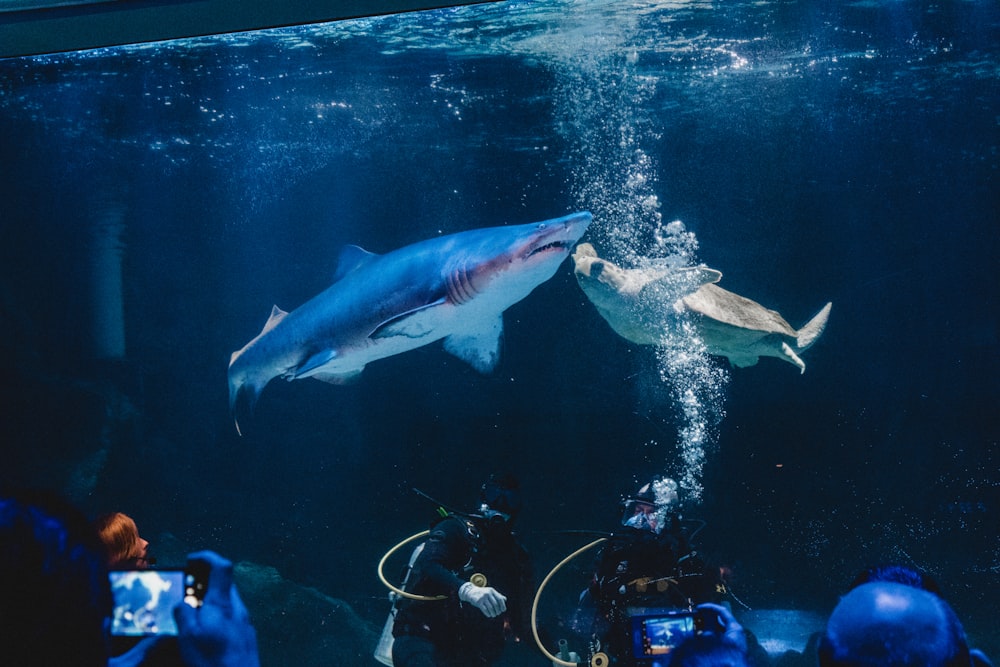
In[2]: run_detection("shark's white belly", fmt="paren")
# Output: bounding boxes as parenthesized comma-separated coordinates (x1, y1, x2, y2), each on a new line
(298, 295, 509, 379)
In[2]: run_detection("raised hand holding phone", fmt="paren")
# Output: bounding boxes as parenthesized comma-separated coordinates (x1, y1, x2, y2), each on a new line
(174, 550, 260, 667)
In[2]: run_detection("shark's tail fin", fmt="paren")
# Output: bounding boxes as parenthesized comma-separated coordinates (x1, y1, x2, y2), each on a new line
(229, 383, 258, 437)
(796, 302, 832, 351)
(228, 354, 262, 437)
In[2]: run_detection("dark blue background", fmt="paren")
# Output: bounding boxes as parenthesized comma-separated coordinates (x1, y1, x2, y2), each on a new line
(1, 0, 997, 661)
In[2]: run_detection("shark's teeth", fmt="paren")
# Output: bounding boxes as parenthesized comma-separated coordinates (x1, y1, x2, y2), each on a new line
(528, 240, 568, 257)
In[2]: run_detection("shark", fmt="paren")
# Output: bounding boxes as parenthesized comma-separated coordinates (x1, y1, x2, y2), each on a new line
(228, 211, 592, 433)
(571, 242, 831, 373)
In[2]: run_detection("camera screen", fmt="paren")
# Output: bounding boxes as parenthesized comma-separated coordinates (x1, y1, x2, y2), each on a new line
(633, 612, 696, 656)
(109, 570, 185, 636)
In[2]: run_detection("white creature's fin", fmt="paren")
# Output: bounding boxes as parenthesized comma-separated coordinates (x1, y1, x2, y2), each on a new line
(781, 341, 806, 374)
(796, 302, 832, 350)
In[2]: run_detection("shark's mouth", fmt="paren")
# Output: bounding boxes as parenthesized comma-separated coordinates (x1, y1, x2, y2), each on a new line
(523, 212, 591, 260)
(527, 239, 572, 258)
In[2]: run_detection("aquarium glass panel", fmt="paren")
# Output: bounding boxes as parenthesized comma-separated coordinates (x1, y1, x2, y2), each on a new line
(1, 1, 997, 665)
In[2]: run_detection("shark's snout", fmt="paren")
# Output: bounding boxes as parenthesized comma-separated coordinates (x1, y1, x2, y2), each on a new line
(524, 211, 592, 259)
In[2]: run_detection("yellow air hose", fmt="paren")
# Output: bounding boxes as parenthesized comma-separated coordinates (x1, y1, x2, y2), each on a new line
(530, 537, 608, 667)
(377, 530, 447, 602)
(382, 530, 610, 664)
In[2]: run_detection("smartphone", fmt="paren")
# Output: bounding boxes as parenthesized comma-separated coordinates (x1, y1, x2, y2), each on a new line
(632, 609, 697, 658)
(109, 568, 206, 636)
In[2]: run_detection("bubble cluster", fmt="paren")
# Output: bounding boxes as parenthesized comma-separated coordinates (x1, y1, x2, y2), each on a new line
(650, 476, 681, 529)
(654, 313, 729, 502)
(550, 20, 729, 503)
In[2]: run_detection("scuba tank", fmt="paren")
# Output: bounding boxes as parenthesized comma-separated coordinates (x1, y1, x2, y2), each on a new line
(374, 541, 426, 666)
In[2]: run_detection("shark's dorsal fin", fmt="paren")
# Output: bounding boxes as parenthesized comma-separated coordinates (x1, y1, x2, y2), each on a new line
(333, 245, 379, 282)
(443, 315, 503, 373)
(261, 305, 289, 335)
(371, 297, 448, 339)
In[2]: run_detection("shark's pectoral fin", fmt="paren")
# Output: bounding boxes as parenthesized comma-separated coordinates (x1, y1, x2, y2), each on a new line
(296, 350, 338, 377)
(311, 370, 364, 385)
(296, 350, 365, 383)
(443, 316, 503, 373)
(371, 297, 449, 339)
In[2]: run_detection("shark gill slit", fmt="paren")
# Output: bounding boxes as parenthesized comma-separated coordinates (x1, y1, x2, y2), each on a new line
(447, 266, 476, 305)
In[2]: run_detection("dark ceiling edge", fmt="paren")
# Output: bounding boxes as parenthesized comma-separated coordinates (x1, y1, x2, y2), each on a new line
(0, 0, 503, 59)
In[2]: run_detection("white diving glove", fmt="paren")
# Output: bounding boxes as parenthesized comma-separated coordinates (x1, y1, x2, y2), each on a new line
(458, 581, 507, 618)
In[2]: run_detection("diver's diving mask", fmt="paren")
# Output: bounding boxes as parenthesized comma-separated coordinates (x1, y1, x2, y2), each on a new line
(620, 478, 679, 534)
(622, 501, 662, 534)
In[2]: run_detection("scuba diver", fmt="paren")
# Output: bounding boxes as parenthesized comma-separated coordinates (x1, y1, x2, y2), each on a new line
(386, 473, 534, 667)
(575, 477, 729, 666)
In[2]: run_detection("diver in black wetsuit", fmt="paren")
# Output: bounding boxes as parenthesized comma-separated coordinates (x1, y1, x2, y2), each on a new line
(577, 478, 728, 666)
(391, 474, 534, 667)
